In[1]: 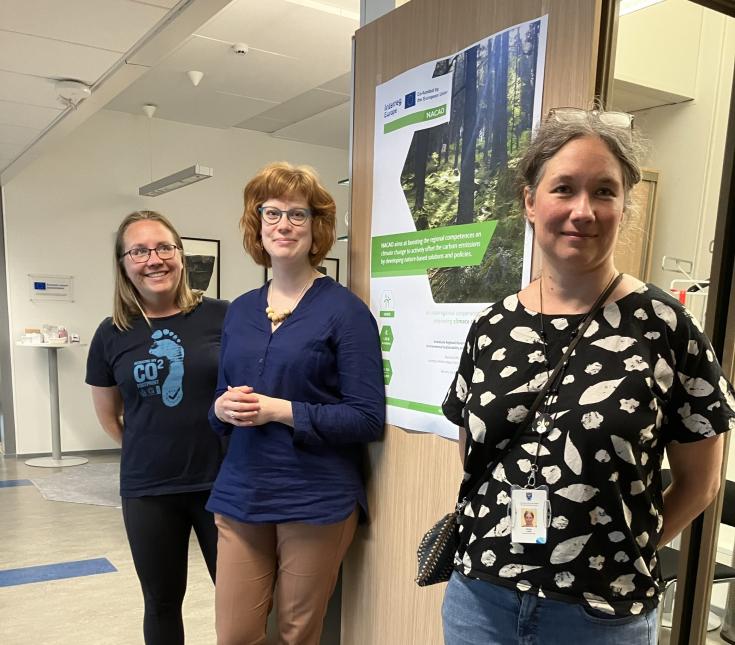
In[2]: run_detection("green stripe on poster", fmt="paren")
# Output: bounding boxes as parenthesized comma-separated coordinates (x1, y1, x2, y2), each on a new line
(383, 105, 448, 133)
(387, 397, 443, 415)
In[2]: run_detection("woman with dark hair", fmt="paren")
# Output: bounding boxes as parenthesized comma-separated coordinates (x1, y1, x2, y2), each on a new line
(441, 109, 734, 644)
(208, 162, 385, 644)
(86, 210, 228, 645)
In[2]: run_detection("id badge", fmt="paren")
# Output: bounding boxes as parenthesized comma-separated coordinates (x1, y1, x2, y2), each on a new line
(510, 485, 550, 544)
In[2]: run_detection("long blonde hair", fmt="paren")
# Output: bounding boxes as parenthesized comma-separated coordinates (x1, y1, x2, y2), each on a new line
(112, 210, 202, 330)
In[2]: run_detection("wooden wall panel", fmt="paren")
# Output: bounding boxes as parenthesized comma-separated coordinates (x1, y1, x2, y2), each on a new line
(345, 1, 606, 642)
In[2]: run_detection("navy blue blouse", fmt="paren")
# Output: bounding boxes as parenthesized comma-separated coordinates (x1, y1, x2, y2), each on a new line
(207, 276, 386, 524)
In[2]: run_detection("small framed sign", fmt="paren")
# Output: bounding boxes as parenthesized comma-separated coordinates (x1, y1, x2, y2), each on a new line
(29, 274, 74, 302)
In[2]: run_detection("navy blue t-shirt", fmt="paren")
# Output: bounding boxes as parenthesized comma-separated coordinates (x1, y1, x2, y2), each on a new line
(86, 297, 228, 497)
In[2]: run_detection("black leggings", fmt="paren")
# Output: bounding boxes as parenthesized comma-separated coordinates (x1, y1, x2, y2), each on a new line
(122, 490, 217, 645)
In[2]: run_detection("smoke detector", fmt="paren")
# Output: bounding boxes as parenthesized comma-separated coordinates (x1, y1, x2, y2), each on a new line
(232, 42, 249, 55)
(55, 79, 91, 109)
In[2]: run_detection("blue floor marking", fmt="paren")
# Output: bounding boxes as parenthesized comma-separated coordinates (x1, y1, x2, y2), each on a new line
(0, 479, 33, 488)
(0, 558, 117, 587)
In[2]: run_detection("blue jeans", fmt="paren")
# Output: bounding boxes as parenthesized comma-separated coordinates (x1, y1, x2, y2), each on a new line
(442, 572, 658, 645)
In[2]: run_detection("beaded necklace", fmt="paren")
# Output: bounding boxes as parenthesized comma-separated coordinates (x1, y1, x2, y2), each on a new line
(265, 273, 315, 324)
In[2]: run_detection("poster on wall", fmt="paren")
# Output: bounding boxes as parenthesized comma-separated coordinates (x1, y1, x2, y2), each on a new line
(370, 16, 548, 438)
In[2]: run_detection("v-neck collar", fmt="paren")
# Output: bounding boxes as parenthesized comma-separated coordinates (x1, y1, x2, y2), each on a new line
(259, 275, 331, 334)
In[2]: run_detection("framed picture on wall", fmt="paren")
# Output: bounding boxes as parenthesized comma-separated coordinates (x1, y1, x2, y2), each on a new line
(317, 257, 339, 282)
(181, 237, 220, 298)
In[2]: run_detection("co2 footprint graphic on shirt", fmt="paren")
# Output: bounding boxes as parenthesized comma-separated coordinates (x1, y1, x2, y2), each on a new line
(149, 329, 184, 407)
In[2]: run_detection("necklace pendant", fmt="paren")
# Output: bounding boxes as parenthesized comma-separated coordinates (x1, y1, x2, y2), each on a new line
(533, 412, 553, 434)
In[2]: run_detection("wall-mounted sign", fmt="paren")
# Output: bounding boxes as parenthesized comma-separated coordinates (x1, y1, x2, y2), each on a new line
(29, 274, 74, 302)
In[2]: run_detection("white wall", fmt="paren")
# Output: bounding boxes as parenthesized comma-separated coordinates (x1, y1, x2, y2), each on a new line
(3, 109, 349, 454)
(629, 8, 735, 291)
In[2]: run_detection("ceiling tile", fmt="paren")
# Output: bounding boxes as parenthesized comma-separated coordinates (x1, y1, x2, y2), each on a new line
(0, 123, 42, 146)
(0, 0, 168, 52)
(105, 69, 280, 129)
(0, 31, 121, 83)
(233, 115, 290, 133)
(0, 141, 26, 159)
(319, 72, 351, 95)
(196, 0, 356, 66)
(157, 36, 332, 103)
(273, 101, 349, 149)
(256, 88, 348, 123)
(0, 99, 62, 129)
(128, 0, 179, 8)
(0, 70, 61, 108)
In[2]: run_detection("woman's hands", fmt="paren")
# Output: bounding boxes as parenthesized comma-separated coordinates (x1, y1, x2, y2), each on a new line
(214, 385, 294, 428)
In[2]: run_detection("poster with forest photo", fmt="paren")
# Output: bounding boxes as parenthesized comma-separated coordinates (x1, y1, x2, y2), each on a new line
(370, 17, 547, 437)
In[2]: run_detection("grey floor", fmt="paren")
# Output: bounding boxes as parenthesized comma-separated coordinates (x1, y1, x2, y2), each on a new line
(0, 452, 343, 645)
(0, 451, 730, 645)
(0, 453, 218, 645)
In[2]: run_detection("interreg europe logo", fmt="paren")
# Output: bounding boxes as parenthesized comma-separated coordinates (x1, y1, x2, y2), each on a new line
(383, 97, 403, 118)
(404, 91, 416, 109)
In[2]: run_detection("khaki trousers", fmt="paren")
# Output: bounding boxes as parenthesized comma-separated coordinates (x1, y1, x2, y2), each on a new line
(214, 510, 358, 645)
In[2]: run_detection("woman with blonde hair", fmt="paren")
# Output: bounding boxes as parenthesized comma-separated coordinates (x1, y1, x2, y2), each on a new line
(208, 162, 385, 644)
(86, 210, 228, 645)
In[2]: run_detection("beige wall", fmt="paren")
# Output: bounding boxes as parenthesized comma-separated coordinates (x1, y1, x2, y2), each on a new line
(615, 0, 701, 98)
(3, 109, 348, 454)
(632, 11, 735, 290)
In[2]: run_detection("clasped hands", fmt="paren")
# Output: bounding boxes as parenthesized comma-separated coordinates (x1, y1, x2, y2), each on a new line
(215, 385, 291, 427)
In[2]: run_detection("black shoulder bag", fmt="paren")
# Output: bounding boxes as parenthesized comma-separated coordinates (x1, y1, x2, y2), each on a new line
(415, 274, 623, 586)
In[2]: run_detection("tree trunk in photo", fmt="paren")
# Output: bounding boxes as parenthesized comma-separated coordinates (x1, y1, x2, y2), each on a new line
(510, 30, 521, 154)
(520, 21, 540, 135)
(452, 56, 464, 170)
(489, 31, 509, 175)
(457, 45, 478, 225)
(483, 38, 496, 165)
(413, 128, 430, 227)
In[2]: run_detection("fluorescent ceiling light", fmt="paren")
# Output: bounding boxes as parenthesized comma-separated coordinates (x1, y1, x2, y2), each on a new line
(284, 0, 359, 21)
(619, 0, 665, 16)
(139, 165, 213, 197)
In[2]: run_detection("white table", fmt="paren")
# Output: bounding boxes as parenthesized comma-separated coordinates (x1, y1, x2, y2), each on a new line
(16, 342, 89, 467)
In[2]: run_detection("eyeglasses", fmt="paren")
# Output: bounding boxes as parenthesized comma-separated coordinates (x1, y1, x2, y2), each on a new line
(122, 243, 179, 263)
(258, 206, 313, 226)
(547, 107, 634, 130)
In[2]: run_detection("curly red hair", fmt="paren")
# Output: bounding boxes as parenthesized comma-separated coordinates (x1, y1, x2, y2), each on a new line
(241, 162, 337, 267)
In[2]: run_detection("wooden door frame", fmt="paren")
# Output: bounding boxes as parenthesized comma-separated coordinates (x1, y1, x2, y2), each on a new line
(667, 33, 735, 643)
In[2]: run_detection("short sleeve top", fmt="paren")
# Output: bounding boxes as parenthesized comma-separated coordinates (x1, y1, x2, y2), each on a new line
(86, 298, 229, 497)
(442, 284, 735, 616)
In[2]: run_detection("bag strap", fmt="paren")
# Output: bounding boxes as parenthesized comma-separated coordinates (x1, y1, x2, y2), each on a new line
(457, 273, 624, 509)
